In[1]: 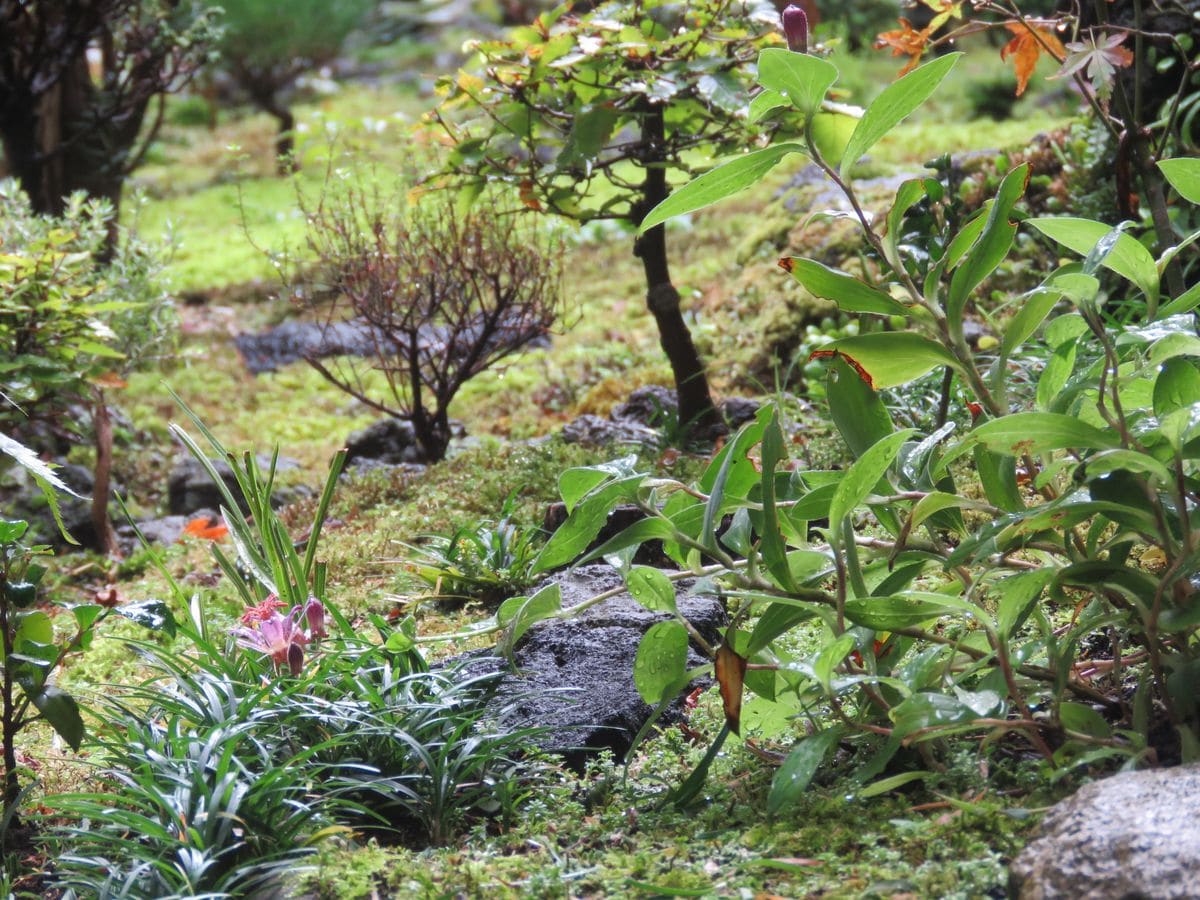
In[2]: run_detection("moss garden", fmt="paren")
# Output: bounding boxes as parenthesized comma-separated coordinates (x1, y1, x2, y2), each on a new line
(1, 1, 1199, 897)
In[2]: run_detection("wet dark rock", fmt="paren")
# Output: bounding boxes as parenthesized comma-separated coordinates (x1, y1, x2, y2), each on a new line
(236, 315, 553, 376)
(450, 564, 725, 769)
(117, 514, 196, 549)
(344, 418, 424, 467)
(234, 320, 383, 375)
(1009, 764, 1200, 899)
(167, 454, 304, 516)
(612, 385, 677, 426)
(167, 456, 245, 516)
(719, 397, 761, 429)
(560, 414, 660, 448)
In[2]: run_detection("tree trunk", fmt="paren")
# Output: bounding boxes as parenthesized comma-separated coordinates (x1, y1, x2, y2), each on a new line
(0, 51, 131, 257)
(632, 105, 719, 438)
(271, 106, 296, 175)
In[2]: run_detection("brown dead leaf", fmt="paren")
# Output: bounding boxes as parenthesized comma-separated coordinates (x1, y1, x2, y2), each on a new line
(875, 18, 933, 76)
(715, 642, 747, 735)
(1000, 22, 1067, 96)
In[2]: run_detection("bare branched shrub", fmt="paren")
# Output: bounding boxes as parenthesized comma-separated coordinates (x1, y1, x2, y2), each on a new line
(298, 182, 563, 462)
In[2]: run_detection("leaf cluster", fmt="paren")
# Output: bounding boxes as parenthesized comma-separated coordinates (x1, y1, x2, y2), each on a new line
(433, 0, 787, 222)
(489, 44, 1200, 810)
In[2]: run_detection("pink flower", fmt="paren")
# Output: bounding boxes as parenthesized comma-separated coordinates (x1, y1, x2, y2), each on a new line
(234, 609, 307, 669)
(234, 596, 330, 675)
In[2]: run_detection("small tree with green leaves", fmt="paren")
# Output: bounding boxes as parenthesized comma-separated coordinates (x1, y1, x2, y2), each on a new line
(212, 0, 374, 172)
(432, 0, 791, 436)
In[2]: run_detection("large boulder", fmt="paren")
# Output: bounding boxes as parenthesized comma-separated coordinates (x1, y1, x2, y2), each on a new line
(1009, 764, 1200, 899)
(450, 564, 725, 769)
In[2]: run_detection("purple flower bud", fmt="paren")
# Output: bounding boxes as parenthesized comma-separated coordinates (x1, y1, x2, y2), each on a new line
(287, 640, 304, 677)
(782, 4, 809, 54)
(304, 597, 327, 640)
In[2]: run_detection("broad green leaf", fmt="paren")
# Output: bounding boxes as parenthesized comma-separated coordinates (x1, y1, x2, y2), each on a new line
(891, 689, 1003, 740)
(884, 179, 928, 271)
(559, 105, 619, 165)
(810, 110, 859, 166)
(755, 48, 838, 118)
(559, 456, 637, 512)
(576, 516, 677, 567)
(29, 686, 84, 751)
(839, 54, 961, 178)
(910, 491, 990, 529)
(813, 633, 855, 695)
(748, 88, 788, 122)
(972, 412, 1119, 456)
(1160, 282, 1200, 319)
(1029, 217, 1159, 307)
(1059, 701, 1112, 738)
(843, 592, 976, 631)
(974, 446, 1023, 513)
(828, 429, 913, 543)
(1002, 287, 1061, 356)
(1154, 358, 1200, 418)
(638, 143, 807, 234)
(624, 566, 677, 613)
(948, 164, 1029, 337)
(1158, 158, 1200, 204)
(943, 205, 989, 270)
(767, 727, 842, 814)
(634, 620, 689, 705)
(534, 474, 645, 572)
(747, 602, 818, 656)
(827, 356, 894, 459)
(0, 519, 28, 543)
(995, 569, 1054, 640)
(71, 604, 103, 650)
(1036, 339, 1077, 411)
(1082, 449, 1172, 486)
(498, 583, 562, 652)
(857, 771, 932, 798)
(782, 258, 906, 316)
(815, 332, 958, 391)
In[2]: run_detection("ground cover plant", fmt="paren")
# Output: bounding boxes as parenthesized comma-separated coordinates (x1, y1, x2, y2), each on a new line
(2, 0, 1198, 895)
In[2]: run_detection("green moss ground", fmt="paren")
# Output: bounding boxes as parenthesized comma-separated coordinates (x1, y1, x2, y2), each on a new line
(17, 33, 1097, 897)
